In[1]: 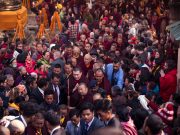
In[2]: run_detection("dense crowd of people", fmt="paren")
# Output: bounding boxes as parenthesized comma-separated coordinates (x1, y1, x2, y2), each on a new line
(0, 0, 180, 135)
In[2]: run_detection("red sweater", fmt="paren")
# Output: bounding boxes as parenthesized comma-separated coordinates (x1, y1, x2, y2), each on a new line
(159, 69, 177, 102)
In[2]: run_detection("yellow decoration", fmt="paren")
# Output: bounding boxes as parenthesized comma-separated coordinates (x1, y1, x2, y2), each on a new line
(37, 23, 50, 41)
(56, 4, 63, 10)
(60, 117, 65, 124)
(50, 11, 62, 33)
(13, 13, 25, 41)
(9, 103, 19, 111)
(0, 6, 27, 30)
(37, 23, 45, 39)
(22, 0, 31, 9)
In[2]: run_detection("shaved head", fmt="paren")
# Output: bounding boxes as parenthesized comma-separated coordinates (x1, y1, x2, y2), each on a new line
(84, 54, 92, 65)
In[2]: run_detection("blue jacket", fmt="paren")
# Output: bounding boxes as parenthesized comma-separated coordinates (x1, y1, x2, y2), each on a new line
(106, 64, 124, 89)
(80, 117, 104, 135)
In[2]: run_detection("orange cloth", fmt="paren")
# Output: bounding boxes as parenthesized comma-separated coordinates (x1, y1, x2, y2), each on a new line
(13, 13, 26, 41)
(0, 6, 27, 30)
(22, 0, 31, 9)
(37, 23, 45, 39)
(50, 11, 62, 32)
(34, 0, 43, 7)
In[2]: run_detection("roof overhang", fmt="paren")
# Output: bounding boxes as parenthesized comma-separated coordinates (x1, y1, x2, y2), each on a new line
(166, 21, 180, 41)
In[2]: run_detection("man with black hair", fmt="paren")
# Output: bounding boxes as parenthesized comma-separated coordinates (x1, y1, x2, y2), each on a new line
(116, 105, 138, 135)
(45, 111, 65, 135)
(48, 63, 66, 90)
(26, 112, 48, 135)
(133, 56, 149, 70)
(63, 44, 73, 61)
(30, 78, 48, 104)
(64, 62, 73, 79)
(143, 114, 165, 135)
(40, 90, 58, 111)
(131, 108, 149, 134)
(13, 41, 23, 59)
(48, 73, 66, 105)
(95, 99, 119, 127)
(16, 102, 38, 128)
(80, 102, 104, 135)
(134, 43, 148, 63)
(106, 59, 124, 89)
(66, 109, 81, 135)
(25, 76, 37, 96)
(32, 43, 43, 61)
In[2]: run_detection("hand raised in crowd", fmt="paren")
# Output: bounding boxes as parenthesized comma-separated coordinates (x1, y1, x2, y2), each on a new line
(5, 90, 10, 97)
(72, 83, 79, 92)
(159, 69, 165, 77)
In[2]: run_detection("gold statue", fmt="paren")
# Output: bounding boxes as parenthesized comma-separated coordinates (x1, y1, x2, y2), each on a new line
(0, 0, 22, 11)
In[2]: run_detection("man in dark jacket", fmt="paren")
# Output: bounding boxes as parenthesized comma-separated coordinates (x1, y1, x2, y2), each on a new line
(45, 111, 65, 135)
(29, 78, 48, 104)
(80, 102, 104, 135)
(48, 73, 67, 105)
(40, 90, 58, 111)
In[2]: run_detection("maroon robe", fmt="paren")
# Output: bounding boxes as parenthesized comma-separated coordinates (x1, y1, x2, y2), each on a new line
(77, 91, 93, 108)
(79, 61, 93, 77)
(98, 77, 111, 95)
(73, 55, 84, 66)
(103, 41, 112, 50)
(86, 70, 95, 81)
(63, 53, 72, 61)
(66, 75, 88, 107)
(26, 124, 48, 135)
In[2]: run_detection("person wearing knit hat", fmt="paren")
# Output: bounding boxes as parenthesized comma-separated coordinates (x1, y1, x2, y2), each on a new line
(158, 102, 174, 122)
(147, 98, 174, 128)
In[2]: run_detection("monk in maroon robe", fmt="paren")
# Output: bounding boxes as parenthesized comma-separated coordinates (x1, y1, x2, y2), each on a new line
(94, 68, 111, 95)
(66, 67, 88, 108)
(77, 83, 93, 108)
(72, 46, 84, 64)
(79, 54, 93, 77)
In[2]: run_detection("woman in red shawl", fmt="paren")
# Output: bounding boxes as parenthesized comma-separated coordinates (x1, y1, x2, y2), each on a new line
(159, 59, 177, 102)
(25, 54, 36, 74)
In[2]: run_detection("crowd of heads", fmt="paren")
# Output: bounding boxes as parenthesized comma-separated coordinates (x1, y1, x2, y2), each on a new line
(0, 0, 180, 135)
